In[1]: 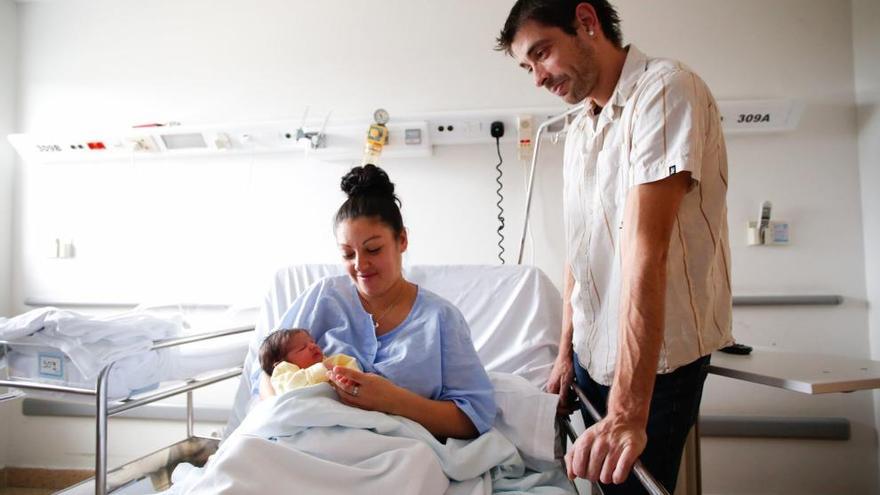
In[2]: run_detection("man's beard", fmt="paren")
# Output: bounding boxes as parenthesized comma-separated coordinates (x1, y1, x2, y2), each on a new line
(563, 39, 600, 104)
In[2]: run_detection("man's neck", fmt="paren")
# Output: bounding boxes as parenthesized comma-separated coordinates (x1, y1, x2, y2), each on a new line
(589, 45, 629, 109)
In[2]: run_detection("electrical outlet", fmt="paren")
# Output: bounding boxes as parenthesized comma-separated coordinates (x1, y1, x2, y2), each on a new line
(429, 119, 506, 145)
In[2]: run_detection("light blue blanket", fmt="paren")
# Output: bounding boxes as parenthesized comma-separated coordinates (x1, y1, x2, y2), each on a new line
(170, 384, 572, 494)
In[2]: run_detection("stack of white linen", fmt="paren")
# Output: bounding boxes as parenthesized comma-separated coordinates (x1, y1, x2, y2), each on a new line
(0, 307, 182, 380)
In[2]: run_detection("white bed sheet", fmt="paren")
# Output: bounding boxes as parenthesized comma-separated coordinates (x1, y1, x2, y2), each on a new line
(170, 382, 570, 495)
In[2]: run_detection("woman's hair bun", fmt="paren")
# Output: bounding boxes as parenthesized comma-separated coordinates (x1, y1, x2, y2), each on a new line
(340, 164, 395, 199)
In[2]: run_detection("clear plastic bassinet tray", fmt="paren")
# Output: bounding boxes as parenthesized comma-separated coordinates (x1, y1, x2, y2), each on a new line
(2, 340, 162, 401)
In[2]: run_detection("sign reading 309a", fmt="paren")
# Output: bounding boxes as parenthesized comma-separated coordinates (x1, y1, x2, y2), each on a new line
(718, 99, 803, 134)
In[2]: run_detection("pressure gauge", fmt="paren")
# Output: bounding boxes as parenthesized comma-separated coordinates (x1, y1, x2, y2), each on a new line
(373, 108, 390, 125)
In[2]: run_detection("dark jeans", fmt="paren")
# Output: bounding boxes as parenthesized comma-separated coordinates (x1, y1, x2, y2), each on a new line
(572, 353, 711, 495)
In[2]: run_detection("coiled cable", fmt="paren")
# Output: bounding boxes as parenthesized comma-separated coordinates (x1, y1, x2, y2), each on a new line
(495, 136, 505, 264)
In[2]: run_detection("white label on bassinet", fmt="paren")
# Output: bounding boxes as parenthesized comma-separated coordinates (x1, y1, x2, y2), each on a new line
(38, 353, 64, 378)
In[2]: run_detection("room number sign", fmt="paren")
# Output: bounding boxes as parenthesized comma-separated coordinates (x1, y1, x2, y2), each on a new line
(717, 99, 803, 133)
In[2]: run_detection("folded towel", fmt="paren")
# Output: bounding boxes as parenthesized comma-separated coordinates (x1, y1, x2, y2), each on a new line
(1, 308, 183, 378)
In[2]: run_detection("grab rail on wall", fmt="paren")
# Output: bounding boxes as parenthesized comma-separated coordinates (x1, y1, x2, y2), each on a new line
(24, 295, 845, 311)
(23, 299, 232, 309)
(732, 295, 843, 306)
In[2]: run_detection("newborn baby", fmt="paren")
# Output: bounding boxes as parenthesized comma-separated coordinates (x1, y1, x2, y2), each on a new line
(259, 328, 360, 395)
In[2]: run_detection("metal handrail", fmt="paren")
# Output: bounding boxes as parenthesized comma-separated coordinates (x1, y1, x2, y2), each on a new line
(151, 325, 254, 349)
(0, 389, 25, 404)
(568, 384, 671, 495)
(558, 416, 603, 494)
(0, 379, 96, 396)
(108, 368, 242, 416)
(732, 295, 843, 306)
(0, 324, 256, 494)
(93, 324, 255, 494)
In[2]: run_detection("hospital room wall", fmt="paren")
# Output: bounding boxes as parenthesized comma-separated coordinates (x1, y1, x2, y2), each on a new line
(0, 0, 15, 319)
(4, 0, 878, 492)
(0, 0, 18, 471)
(853, 0, 880, 467)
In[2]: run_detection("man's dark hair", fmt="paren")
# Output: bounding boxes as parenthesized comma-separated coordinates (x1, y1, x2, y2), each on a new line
(495, 0, 623, 54)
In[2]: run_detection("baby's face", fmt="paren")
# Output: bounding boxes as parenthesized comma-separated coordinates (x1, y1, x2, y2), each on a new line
(285, 332, 325, 369)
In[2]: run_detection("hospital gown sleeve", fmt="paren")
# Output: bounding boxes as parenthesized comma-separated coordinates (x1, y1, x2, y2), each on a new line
(437, 307, 497, 435)
(627, 68, 713, 187)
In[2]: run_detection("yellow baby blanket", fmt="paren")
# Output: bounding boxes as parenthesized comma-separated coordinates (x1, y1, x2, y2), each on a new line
(270, 354, 360, 394)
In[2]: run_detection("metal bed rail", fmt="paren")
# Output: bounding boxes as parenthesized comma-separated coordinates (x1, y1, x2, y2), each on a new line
(558, 384, 670, 495)
(0, 324, 256, 494)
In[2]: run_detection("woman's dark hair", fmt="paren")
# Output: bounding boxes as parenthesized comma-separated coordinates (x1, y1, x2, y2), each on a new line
(334, 164, 404, 238)
(259, 328, 309, 375)
(495, 0, 623, 53)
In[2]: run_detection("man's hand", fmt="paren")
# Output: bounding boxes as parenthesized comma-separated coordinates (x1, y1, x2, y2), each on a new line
(546, 355, 577, 415)
(564, 414, 647, 484)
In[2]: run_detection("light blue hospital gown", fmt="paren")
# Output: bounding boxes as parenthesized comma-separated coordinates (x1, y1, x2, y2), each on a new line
(252, 275, 497, 434)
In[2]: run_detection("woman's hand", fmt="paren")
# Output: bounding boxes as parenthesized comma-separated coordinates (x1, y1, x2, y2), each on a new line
(329, 365, 478, 439)
(327, 366, 403, 414)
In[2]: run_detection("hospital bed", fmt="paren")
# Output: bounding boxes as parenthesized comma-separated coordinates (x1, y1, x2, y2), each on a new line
(1, 264, 666, 494)
(0, 264, 563, 493)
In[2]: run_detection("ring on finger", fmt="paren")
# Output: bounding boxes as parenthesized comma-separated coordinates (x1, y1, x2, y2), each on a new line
(352, 385, 360, 397)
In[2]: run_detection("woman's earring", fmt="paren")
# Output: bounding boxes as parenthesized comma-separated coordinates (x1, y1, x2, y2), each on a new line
(588, 30, 595, 37)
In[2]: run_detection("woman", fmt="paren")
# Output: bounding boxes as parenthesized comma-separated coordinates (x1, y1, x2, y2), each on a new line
(255, 164, 495, 439)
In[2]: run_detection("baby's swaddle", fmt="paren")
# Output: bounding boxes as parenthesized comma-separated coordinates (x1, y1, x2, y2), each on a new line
(270, 354, 360, 394)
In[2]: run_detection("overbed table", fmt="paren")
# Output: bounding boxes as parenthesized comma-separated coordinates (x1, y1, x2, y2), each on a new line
(683, 348, 880, 495)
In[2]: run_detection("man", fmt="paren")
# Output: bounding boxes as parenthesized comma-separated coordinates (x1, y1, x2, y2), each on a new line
(496, 1, 733, 493)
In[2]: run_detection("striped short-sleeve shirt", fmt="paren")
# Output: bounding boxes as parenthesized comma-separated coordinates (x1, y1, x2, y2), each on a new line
(564, 45, 734, 386)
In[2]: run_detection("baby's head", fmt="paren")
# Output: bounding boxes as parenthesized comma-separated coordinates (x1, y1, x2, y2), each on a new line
(259, 328, 325, 375)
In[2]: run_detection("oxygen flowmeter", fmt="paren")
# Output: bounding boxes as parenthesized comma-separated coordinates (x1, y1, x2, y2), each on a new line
(362, 108, 390, 165)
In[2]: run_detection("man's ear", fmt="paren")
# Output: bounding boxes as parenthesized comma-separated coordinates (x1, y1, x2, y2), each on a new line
(574, 2, 600, 36)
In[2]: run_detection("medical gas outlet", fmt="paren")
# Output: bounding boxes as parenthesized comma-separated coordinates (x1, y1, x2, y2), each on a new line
(517, 115, 534, 161)
(362, 109, 390, 165)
